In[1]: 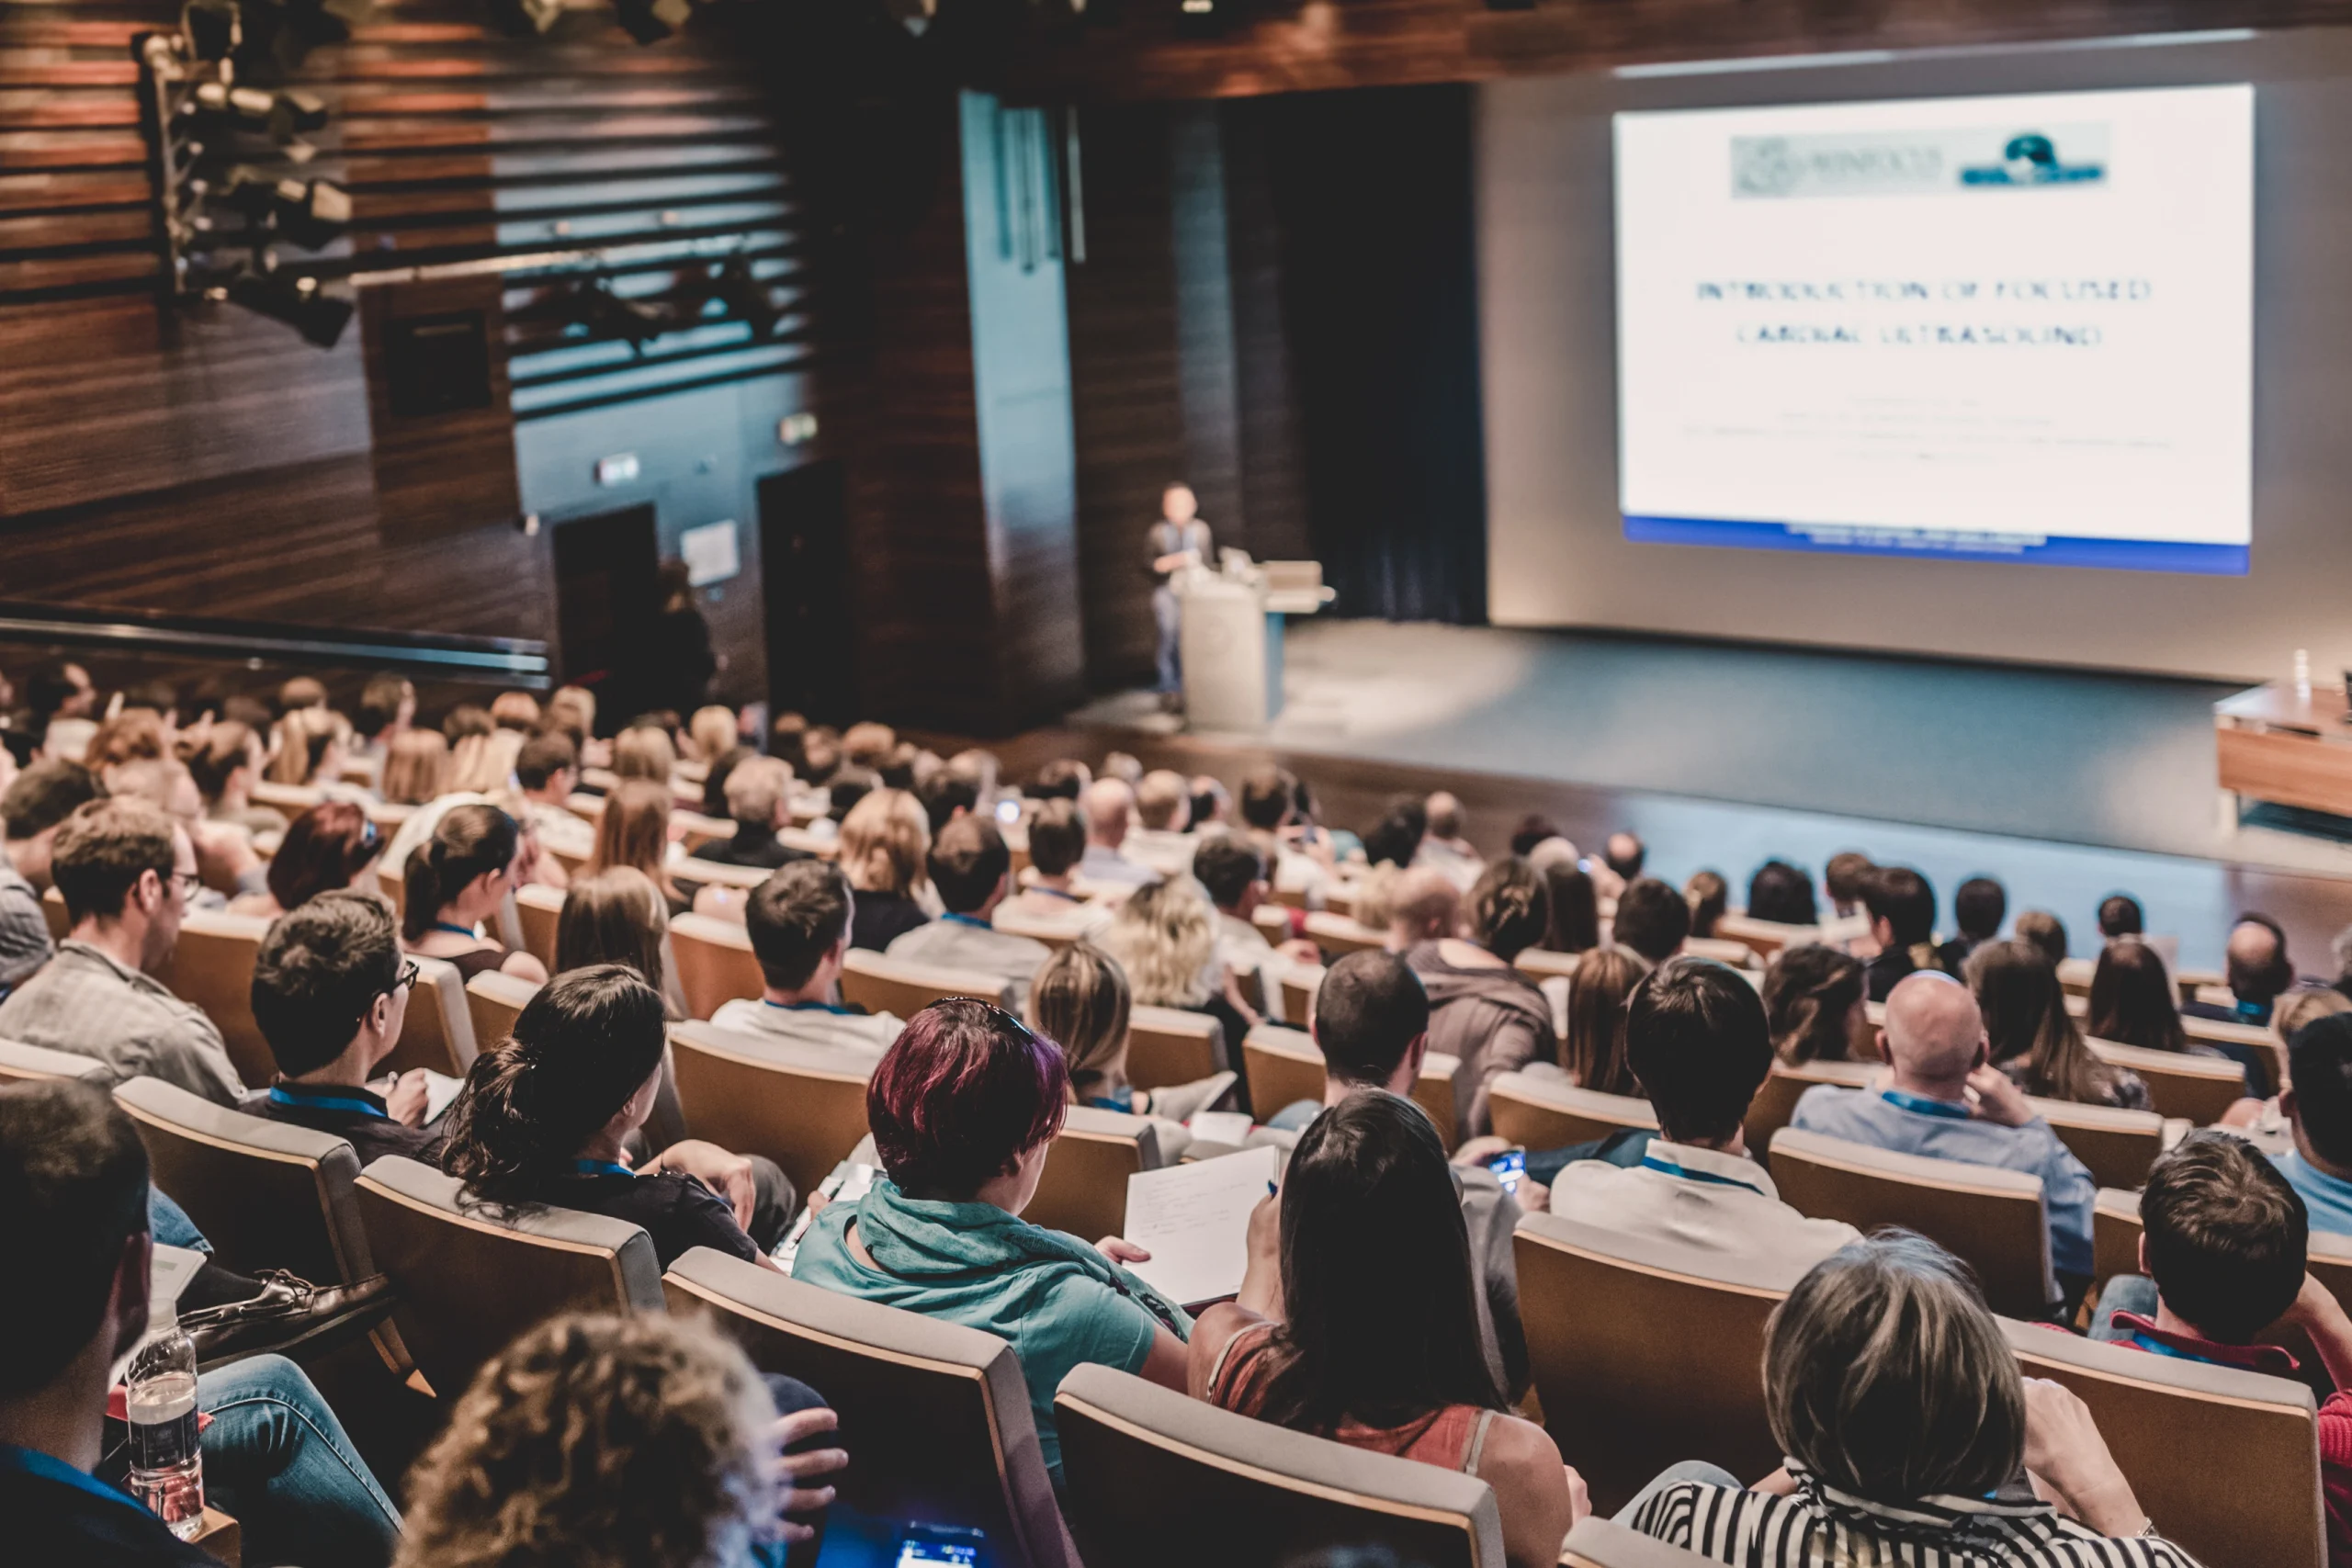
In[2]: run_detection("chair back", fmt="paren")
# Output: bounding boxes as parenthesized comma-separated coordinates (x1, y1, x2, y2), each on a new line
(1682, 935, 1759, 969)
(989, 907, 1084, 951)
(663, 1248, 1079, 1568)
(379, 954, 479, 1077)
(151, 908, 275, 1088)
(40, 885, 69, 942)
(668, 1021, 876, 1203)
(2091, 1184, 2144, 1290)
(0, 1037, 114, 1084)
(1744, 1059, 1875, 1165)
(1055, 1363, 1505, 1568)
(1768, 1127, 2051, 1317)
(2087, 1037, 2247, 1124)
(115, 1077, 371, 1287)
(1027, 1104, 1165, 1243)
(1301, 910, 1385, 959)
(377, 864, 405, 920)
(2003, 1318, 2324, 1568)
(464, 969, 540, 1057)
(674, 810, 734, 852)
(1277, 964, 1322, 1027)
(2028, 1096, 2166, 1191)
(670, 911, 765, 1021)
(1512, 948, 1582, 984)
(840, 948, 1009, 1019)
(1242, 1023, 1326, 1128)
(1126, 1004, 1224, 1091)
(1514, 1212, 1804, 1517)
(1489, 1072, 1657, 1152)
(1413, 1053, 1463, 1153)
(512, 883, 565, 972)
(355, 1155, 663, 1397)
(1559, 1517, 1723, 1568)
(2182, 1011, 2288, 1100)
(1712, 913, 1818, 964)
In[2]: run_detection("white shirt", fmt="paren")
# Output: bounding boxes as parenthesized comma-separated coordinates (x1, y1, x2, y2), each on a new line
(1124, 827, 1199, 879)
(1079, 842, 1159, 887)
(884, 915, 1051, 1010)
(708, 997, 901, 1057)
(1548, 1138, 1860, 1267)
(1414, 836, 1484, 892)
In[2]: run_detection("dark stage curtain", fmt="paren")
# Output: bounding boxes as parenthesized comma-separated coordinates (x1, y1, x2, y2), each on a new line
(1249, 85, 1488, 626)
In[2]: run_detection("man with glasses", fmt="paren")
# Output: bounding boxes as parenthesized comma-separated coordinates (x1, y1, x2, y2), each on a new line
(0, 798, 243, 1104)
(245, 891, 446, 1166)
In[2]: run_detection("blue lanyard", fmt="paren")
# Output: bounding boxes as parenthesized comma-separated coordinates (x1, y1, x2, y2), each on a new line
(941, 913, 992, 930)
(1880, 1087, 1972, 1121)
(2128, 1330, 2199, 1361)
(764, 998, 853, 1015)
(1031, 886, 1084, 904)
(430, 920, 478, 939)
(0, 1443, 150, 1518)
(1639, 1152, 1768, 1194)
(270, 1085, 388, 1121)
(571, 1158, 631, 1178)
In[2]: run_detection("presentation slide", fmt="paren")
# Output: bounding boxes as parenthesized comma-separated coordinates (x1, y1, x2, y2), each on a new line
(1613, 85, 2255, 573)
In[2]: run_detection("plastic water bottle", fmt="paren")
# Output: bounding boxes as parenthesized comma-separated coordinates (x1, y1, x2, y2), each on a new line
(125, 1303, 204, 1539)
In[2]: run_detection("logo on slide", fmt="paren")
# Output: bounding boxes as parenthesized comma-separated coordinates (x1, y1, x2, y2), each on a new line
(1960, 132, 2107, 187)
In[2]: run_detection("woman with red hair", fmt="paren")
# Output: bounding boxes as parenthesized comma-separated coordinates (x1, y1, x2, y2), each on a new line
(791, 998, 1191, 1483)
(229, 801, 386, 919)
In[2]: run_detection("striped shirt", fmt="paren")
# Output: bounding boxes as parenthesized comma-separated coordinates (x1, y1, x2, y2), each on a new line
(1631, 1468, 2203, 1568)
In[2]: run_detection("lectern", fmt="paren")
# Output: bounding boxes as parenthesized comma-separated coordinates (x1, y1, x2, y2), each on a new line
(1176, 558, 1332, 729)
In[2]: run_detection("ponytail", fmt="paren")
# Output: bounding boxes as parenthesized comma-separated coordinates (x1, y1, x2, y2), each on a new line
(402, 803, 520, 942)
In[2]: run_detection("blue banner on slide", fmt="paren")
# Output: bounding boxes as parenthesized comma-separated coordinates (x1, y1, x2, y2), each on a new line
(1623, 515, 2248, 576)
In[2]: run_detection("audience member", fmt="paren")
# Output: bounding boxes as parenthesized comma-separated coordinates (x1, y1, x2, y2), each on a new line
(352, 673, 414, 780)
(1414, 790, 1483, 891)
(825, 764, 878, 826)
(1027, 941, 1230, 1123)
(1077, 777, 1158, 887)
(446, 965, 791, 1266)
(2187, 913, 2296, 1030)
(2279, 987, 2352, 1058)
(1099, 876, 1249, 1056)
(1611, 876, 1690, 964)
(503, 731, 586, 865)
(791, 998, 1190, 1483)
(186, 722, 283, 837)
(0, 760, 104, 992)
(699, 743, 754, 822)
(1601, 830, 1645, 886)
(88, 710, 168, 775)
(234, 801, 385, 921)
(2015, 907, 2070, 967)
(2087, 935, 2188, 1056)
(1028, 757, 1090, 802)
(1380, 864, 1459, 953)
(1681, 870, 1728, 940)
(1628, 1234, 2189, 1566)
(710, 861, 900, 1056)
(2276, 1014, 2352, 1234)
(996, 798, 1108, 934)
(1238, 763, 1336, 909)
(0, 799, 243, 1103)
(379, 729, 450, 807)
(841, 721, 896, 773)
(2099, 894, 2146, 940)
(267, 706, 349, 789)
(611, 723, 677, 787)
(245, 891, 442, 1165)
(1189, 773, 1231, 831)
(1761, 944, 1868, 1066)
(885, 817, 1050, 1010)
(585, 778, 686, 917)
(1510, 814, 1563, 859)
(684, 704, 736, 766)
(915, 763, 978, 836)
(1969, 939, 2150, 1110)
(837, 788, 932, 952)
(1409, 858, 1551, 1140)
(1791, 972, 2094, 1306)
(1861, 864, 1940, 1000)
(400, 803, 548, 985)
(1361, 796, 1429, 872)
(1126, 769, 1198, 878)
(447, 725, 521, 798)
(1194, 1090, 1577, 1568)
(1552, 958, 1860, 1266)
(1743, 859, 1817, 927)
(557, 865, 687, 1023)
(1560, 946, 1648, 1096)
(1819, 850, 1877, 945)
(1937, 875, 2007, 973)
(1195, 832, 1316, 1019)
(1538, 863, 1600, 954)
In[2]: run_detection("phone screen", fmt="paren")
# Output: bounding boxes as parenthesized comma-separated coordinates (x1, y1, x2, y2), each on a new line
(1486, 1149, 1525, 1195)
(894, 1527, 984, 1566)
(994, 798, 1021, 825)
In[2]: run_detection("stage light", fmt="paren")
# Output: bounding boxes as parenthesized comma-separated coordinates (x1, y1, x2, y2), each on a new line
(615, 0, 692, 44)
(227, 267, 354, 347)
(220, 167, 352, 249)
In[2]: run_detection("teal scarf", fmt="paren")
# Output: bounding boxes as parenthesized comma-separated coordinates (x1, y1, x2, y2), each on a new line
(852, 1177, 1193, 1339)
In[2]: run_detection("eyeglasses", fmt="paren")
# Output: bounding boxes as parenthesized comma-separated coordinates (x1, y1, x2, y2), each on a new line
(167, 870, 204, 896)
(389, 960, 419, 996)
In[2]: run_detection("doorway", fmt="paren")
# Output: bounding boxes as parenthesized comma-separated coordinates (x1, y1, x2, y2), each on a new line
(550, 503, 660, 729)
(759, 461, 857, 723)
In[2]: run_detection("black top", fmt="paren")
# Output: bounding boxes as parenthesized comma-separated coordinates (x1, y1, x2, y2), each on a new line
(441, 946, 510, 982)
(546, 1169, 762, 1269)
(692, 826, 810, 872)
(1145, 518, 1214, 586)
(241, 1082, 445, 1169)
(849, 890, 930, 953)
(2, 1450, 217, 1567)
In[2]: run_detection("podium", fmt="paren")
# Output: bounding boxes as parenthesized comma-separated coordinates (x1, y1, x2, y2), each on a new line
(1176, 559, 1331, 730)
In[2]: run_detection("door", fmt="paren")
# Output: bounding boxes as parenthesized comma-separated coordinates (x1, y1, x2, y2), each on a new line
(759, 461, 857, 724)
(550, 504, 660, 729)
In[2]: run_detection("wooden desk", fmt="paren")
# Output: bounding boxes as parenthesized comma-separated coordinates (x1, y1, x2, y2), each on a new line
(2215, 682, 2352, 818)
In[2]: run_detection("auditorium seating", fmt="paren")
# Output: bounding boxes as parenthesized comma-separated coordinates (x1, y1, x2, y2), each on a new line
(0, 1037, 112, 1084)
(464, 968, 538, 1056)
(1514, 1211, 1802, 1515)
(1239, 1022, 1461, 1148)
(668, 911, 764, 1021)
(1488, 1072, 1657, 1153)
(512, 882, 565, 972)
(1742, 1058, 1875, 1164)
(1277, 964, 1320, 1027)
(355, 1154, 664, 1397)
(1767, 1127, 2051, 1318)
(378, 953, 478, 1077)
(839, 948, 1010, 1018)
(667, 1021, 876, 1203)
(1026, 1104, 1168, 1243)
(989, 905, 1085, 949)
(2027, 1096, 2169, 1190)
(151, 908, 275, 1087)
(1125, 1003, 1225, 1090)
(1301, 909, 1385, 957)
(1559, 1517, 1720, 1568)
(2086, 1037, 2248, 1124)
(39, 886, 68, 943)
(1511, 948, 1582, 986)
(1054, 1362, 1506, 1568)
(1712, 911, 1819, 963)
(661, 1247, 1079, 1568)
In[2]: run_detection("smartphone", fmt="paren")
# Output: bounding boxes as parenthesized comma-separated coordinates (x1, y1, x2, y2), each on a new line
(893, 1524, 985, 1565)
(1486, 1148, 1526, 1196)
(993, 797, 1021, 826)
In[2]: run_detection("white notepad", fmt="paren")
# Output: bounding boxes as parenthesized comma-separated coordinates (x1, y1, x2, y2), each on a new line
(1185, 1111, 1256, 1148)
(1120, 1145, 1279, 1309)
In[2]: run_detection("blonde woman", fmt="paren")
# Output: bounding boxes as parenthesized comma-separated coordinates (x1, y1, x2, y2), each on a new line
(489, 689, 541, 731)
(838, 787, 932, 952)
(587, 778, 686, 916)
(613, 723, 677, 786)
(380, 729, 450, 807)
(394, 1312, 846, 1568)
(1099, 876, 1252, 1079)
(447, 726, 522, 797)
(686, 704, 738, 766)
(1031, 941, 1231, 1130)
(558, 864, 687, 1021)
(267, 705, 350, 788)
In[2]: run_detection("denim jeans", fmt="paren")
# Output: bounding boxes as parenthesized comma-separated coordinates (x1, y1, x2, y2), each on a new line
(1611, 1459, 1745, 1526)
(2089, 1272, 2159, 1342)
(1153, 585, 1182, 693)
(194, 1354, 404, 1568)
(148, 1187, 210, 1254)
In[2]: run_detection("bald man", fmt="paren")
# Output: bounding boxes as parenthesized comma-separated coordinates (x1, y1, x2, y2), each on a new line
(1077, 777, 1158, 887)
(2180, 916, 2292, 1098)
(1414, 790, 1483, 891)
(1788, 971, 2096, 1309)
(1386, 866, 1463, 953)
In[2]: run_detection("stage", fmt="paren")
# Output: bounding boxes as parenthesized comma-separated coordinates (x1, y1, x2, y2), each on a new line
(1042, 621, 2352, 973)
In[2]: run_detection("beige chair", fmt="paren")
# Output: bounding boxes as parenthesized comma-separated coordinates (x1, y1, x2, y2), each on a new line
(670, 911, 765, 1021)
(673, 810, 734, 852)
(1414, 1054, 1463, 1153)
(151, 908, 275, 1089)
(2029, 1097, 2166, 1191)
(464, 969, 539, 1056)
(249, 780, 324, 815)
(1302, 910, 1385, 958)
(1683, 935, 1759, 969)
(1027, 1104, 1167, 1244)
(1238, 1023, 1459, 1148)
(668, 1021, 876, 1204)
(1515, 1212, 1803, 1516)
(116, 1077, 374, 1290)
(2090, 1184, 2145, 1291)
(663, 1247, 1080, 1568)
(988, 908, 1084, 951)
(2087, 1038, 2247, 1125)
(376, 864, 405, 920)
(0, 1037, 113, 1084)
(1126, 1004, 1224, 1091)
(1713, 912, 1819, 964)
(839, 948, 1008, 1020)
(1278, 964, 1323, 1027)
(40, 885, 69, 942)
(1055, 1362, 1505, 1568)
(379, 953, 479, 1077)
(2182, 1011, 2287, 1100)
(2003, 1316, 2324, 1568)
(1489, 1072, 1657, 1153)
(2055, 955, 2098, 998)
(513, 882, 565, 972)
(1512, 947, 1582, 985)
(356, 1154, 663, 1397)
(1743, 1058, 1875, 1166)
(1559, 1517, 1722, 1567)
(1769, 1127, 2051, 1317)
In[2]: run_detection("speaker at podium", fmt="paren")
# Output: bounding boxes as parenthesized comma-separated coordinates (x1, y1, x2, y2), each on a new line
(1175, 554, 1333, 729)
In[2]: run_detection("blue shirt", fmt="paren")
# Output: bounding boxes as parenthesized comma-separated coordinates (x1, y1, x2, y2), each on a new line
(1788, 1084, 2096, 1278)
(2272, 1149, 2352, 1236)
